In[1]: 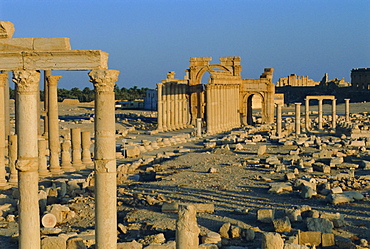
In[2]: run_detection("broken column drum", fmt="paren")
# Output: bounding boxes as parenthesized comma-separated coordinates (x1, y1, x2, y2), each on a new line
(81, 131, 93, 167)
(71, 128, 84, 170)
(13, 70, 41, 249)
(89, 70, 120, 249)
(176, 204, 200, 249)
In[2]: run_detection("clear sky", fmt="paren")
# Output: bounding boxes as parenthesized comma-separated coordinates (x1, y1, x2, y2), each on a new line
(1, 0, 369, 89)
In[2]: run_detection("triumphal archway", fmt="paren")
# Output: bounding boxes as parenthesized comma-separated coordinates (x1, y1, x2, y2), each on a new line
(156, 56, 275, 134)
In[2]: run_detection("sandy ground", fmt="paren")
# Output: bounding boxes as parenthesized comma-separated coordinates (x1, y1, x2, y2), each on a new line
(0, 101, 369, 248)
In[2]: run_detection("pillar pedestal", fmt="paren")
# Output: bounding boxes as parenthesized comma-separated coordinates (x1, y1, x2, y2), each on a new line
(176, 204, 200, 249)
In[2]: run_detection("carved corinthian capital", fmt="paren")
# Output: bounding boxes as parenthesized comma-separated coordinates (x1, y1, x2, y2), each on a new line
(88, 70, 120, 92)
(46, 75, 62, 86)
(12, 70, 40, 93)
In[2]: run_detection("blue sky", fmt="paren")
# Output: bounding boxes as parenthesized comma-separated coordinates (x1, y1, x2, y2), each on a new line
(1, 0, 369, 89)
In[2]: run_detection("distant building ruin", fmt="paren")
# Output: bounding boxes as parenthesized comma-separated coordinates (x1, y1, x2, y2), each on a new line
(351, 68, 370, 90)
(156, 57, 275, 134)
(277, 74, 319, 87)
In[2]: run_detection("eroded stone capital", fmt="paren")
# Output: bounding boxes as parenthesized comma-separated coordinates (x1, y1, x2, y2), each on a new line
(0, 73, 7, 87)
(12, 70, 40, 93)
(89, 70, 120, 92)
(46, 75, 62, 86)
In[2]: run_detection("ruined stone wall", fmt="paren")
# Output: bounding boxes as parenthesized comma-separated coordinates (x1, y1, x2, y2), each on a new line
(277, 74, 319, 87)
(351, 68, 370, 90)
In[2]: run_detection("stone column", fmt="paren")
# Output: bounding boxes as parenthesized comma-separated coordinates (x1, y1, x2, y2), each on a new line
(196, 118, 202, 137)
(216, 85, 221, 133)
(174, 84, 180, 130)
(71, 128, 84, 170)
(156, 83, 163, 132)
(318, 99, 323, 130)
(332, 99, 337, 129)
(305, 98, 310, 132)
(43, 70, 51, 137)
(170, 83, 176, 130)
(345, 98, 350, 122)
(295, 103, 301, 135)
(0, 73, 8, 188)
(47, 75, 63, 175)
(164, 83, 170, 131)
(61, 139, 73, 171)
(178, 84, 184, 129)
(8, 135, 18, 185)
(176, 204, 200, 249)
(276, 104, 282, 137)
(38, 139, 50, 177)
(13, 70, 41, 249)
(81, 131, 93, 168)
(89, 70, 119, 249)
(4, 72, 10, 138)
(206, 84, 214, 134)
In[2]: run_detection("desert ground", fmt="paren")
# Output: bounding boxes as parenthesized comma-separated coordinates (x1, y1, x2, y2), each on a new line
(0, 101, 370, 248)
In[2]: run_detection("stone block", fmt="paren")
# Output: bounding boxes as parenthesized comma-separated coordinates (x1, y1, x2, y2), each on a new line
(125, 146, 141, 158)
(261, 232, 284, 249)
(313, 162, 331, 173)
(257, 145, 267, 155)
(299, 231, 321, 246)
(230, 225, 242, 238)
(268, 182, 293, 194)
(300, 185, 316, 199)
(273, 216, 291, 232)
(201, 231, 221, 244)
(66, 237, 87, 249)
(41, 236, 67, 249)
(243, 228, 255, 241)
(326, 192, 364, 204)
(198, 244, 218, 249)
(285, 208, 302, 222)
(306, 218, 333, 233)
(218, 222, 230, 238)
(117, 240, 143, 249)
(321, 233, 335, 247)
(0, 21, 15, 38)
(257, 209, 275, 223)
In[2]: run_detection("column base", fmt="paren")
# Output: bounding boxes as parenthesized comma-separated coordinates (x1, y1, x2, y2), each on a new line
(61, 164, 75, 172)
(39, 170, 52, 178)
(49, 168, 64, 176)
(73, 163, 85, 171)
(0, 181, 11, 190)
(82, 161, 94, 169)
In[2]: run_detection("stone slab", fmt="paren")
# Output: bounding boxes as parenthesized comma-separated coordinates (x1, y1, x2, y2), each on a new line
(0, 38, 71, 51)
(0, 50, 108, 70)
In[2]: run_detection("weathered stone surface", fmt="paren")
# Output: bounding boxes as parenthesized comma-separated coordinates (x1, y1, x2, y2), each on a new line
(261, 232, 284, 249)
(299, 231, 321, 246)
(300, 185, 317, 199)
(257, 209, 275, 223)
(268, 182, 293, 194)
(326, 192, 365, 204)
(285, 208, 302, 222)
(0, 38, 71, 51)
(41, 236, 67, 249)
(117, 240, 143, 249)
(201, 231, 221, 244)
(66, 237, 87, 249)
(321, 233, 335, 247)
(273, 216, 291, 232)
(243, 228, 255, 241)
(162, 202, 214, 213)
(219, 222, 231, 238)
(306, 218, 333, 233)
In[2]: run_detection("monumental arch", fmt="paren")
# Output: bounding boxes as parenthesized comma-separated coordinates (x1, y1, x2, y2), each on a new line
(156, 57, 275, 134)
(0, 21, 118, 249)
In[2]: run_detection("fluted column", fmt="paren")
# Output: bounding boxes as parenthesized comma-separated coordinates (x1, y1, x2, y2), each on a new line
(89, 69, 119, 249)
(0, 73, 8, 188)
(345, 98, 350, 122)
(43, 70, 51, 137)
(13, 70, 41, 249)
(164, 83, 170, 131)
(174, 84, 180, 130)
(318, 99, 323, 130)
(156, 83, 163, 131)
(305, 98, 310, 132)
(276, 103, 282, 137)
(81, 131, 93, 168)
(332, 99, 337, 129)
(169, 83, 175, 130)
(8, 135, 18, 185)
(206, 84, 214, 134)
(295, 103, 301, 135)
(4, 72, 10, 139)
(47, 75, 63, 175)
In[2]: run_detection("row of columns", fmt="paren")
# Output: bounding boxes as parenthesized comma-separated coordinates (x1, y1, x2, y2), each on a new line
(157, 82, 189, 132)
(275, 98, 351, 137)
(0, 70, 119, 248)
(205, 84, 240, 134)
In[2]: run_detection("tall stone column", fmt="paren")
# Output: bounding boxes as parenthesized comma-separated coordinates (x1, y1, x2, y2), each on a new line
(176, 204, 200, 249)
(89, 70, 119, 249)
(43, 70, 51, 137)
(81, 131, 93, 168)
(216, 85, 221, 133)
(13, 70, 41, 249)
(178, 84, 184, 129)
(71, 128, 84, 170)
(156, 83, 163, 132)
(4, 72, 10, 138)
(345, 98, 350, 122)
(0, 73, 8, 188)
(196, 118, 202, 137)
(332, 99, 337, 129)
(47, 75, 63, 175)
(318, 99, 323, 130)
(295, 103, 301, 135)
(206, 84, 214, 134)
(174, 84, 180, 130)
(276, 104, 282, 137)
(305, 98, 310, 132)
(164, 83, 170, 131)
(8, 135, 18, 185)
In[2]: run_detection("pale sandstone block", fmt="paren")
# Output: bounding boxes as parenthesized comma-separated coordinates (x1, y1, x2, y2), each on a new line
(261, 232, 284, 249)
(299, 231, 321, 246)
(41, 236, 67, 249)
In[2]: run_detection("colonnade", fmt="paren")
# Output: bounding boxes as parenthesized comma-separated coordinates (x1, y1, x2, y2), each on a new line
(205, 84, 240, 134)
(0, 70, 119, 248)
(156, 82, 189, 132)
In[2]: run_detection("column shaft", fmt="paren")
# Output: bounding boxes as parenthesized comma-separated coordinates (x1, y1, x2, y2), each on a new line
(318, 99, 323, 130)
(305, 98, 310, 132)
(276, 104, 282, 137)
(71, 128, 84, 170)
(4, 72, 10, 138)
(156, 83, 163, 131)
(13, 70, 41, 249)
(176, 204, 200, 249)
(89, 70, 119, 249)
(8, 135, 18, 185)
(0, 73, 8, 188)
(332, 99, 337, 129)
(81, 131, 93, 168)
(47, 75, 63, 175)
(295, 103, 301, 135)
(43, 70, 51, 137)
(345, 98, 350, 122)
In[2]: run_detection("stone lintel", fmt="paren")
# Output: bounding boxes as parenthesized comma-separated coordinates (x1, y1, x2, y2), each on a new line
(0, 38, 71, 52)
(0, 50, 108, 71)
